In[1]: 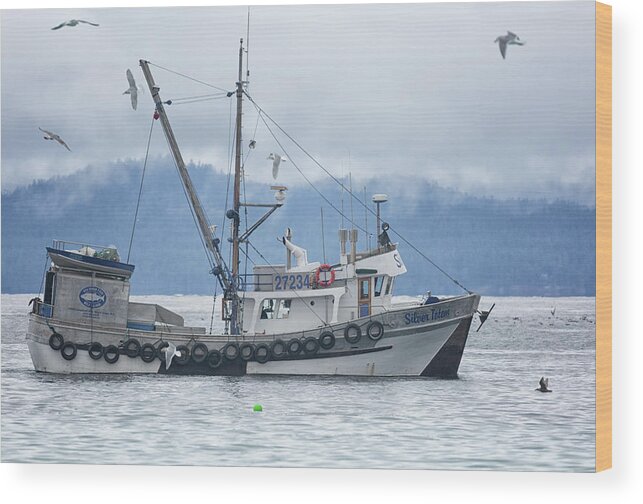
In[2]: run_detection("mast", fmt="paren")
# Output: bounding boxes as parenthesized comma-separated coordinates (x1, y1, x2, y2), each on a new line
(138, 59, 234, 298)
(230, 38, 245, 335)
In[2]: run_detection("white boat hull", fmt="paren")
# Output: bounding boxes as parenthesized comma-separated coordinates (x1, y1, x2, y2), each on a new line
(26, 294, 479, 377)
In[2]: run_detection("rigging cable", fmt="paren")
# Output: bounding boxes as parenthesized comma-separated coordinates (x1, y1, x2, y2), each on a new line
(157, 112, 215, 273)
(37, 252, 50, 299)
(148, 62, 231, 93)
(250, 102, 368, 235)
(169, 96, 229, 106)
(244, 92, 471, 294)
(170, 92, 228, 102)
(208, 285, 218, 335)
(127, 114, 155, 264)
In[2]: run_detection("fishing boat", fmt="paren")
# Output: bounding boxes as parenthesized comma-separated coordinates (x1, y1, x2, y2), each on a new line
(26, 40, 485, 377)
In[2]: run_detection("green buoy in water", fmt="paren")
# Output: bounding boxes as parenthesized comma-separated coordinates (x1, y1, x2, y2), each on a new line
(253, 404, 263, 412)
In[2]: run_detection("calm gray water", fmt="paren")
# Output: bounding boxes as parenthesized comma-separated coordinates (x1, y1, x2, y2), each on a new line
(1, 294, 595, 471)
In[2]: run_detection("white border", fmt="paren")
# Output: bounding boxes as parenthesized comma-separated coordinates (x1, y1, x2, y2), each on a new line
(1, 0, 641, 502)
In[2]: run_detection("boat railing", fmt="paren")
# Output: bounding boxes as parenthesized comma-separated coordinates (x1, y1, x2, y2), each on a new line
(355, 243, 397, 261)
(52, 239, 122, 262)
(238, 271, 347, 292)
(237, 272, 274, 292)
(30, 298, 53, 318)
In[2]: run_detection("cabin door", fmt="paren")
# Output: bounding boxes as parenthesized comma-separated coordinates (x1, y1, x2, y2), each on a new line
(358, 278, 371, 317)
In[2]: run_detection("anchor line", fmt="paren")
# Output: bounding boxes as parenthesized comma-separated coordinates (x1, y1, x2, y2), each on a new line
(127, 114, 155, 264)
(244, 92, 471, 294)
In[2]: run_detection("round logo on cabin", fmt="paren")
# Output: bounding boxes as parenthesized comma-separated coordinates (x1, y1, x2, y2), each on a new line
(79, 286, 107, 308)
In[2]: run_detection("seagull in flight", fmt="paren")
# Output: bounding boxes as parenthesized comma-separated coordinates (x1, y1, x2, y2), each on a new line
(268, 153, 288, 179)
(51, 19, 100, 30)
(494, 31, 525, 59)
(123, 69, 140, 110)
(162, 342, 181, 370)
(38, 127, 71, 151)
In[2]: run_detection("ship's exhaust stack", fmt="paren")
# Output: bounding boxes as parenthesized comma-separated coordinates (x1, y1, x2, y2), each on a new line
(349, 229, 358, 263)
(339, 229, 348, 258)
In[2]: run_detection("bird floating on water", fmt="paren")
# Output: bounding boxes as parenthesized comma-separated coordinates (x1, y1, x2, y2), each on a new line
(39, 127, 71, 151)
(494, 31, 525, 59)
(268, 153, 288, 179)
(123, 69, 141, 110)
(551, 306, 556, 317)
(51, 19, 99, 30)
(536, 377, 552, 393)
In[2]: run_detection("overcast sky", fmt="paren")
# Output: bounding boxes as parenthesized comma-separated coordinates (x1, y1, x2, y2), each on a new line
(1, 2, 596, 204)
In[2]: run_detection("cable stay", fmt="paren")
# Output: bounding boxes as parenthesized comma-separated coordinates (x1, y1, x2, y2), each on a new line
(244, 91, 471, 294)
(147, 61, 232, 94)
(139, 60, 235, 302)
(127, 114, 156, 264)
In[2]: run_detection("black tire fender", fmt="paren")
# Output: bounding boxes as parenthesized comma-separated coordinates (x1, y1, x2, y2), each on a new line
(140, 343, 156, 363)
(318, 331, 335, 350)
(239, 343, 255, 361)
(254, 343, 270, 364)
(222, 342, 240, 361)
(344, 323, 362, 344)
(270, 339, 288, 359)
(206, 349, 223, 369)
(49, 332, 64, 351)
(60, 341, 77, 361)
(303, 336, 319, 355)
(174, 345, 190, 365)
(104, 344, 120, 364)
(124, 338, 141, 358)
(88, 342, 104, 360)
(191, 342, 209, 363)
(366, 321, 385, 341)
(287, 338, 303, 356)
(156, 341, 170, 361)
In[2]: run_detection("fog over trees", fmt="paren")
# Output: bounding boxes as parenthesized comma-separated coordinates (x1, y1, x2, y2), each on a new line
(1, 157, 595, 296)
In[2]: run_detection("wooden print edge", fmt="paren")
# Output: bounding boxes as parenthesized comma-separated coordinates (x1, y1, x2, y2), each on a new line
(595, 0, 612, 473)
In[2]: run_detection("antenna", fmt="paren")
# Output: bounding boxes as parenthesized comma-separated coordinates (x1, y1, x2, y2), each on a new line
(340, 162, 345, 229)
(245, 7, 251, 85)
(349, 172, 354, 229)
(372, 193, 388, 250)
(321, 207, 327, 264)
(363, 186, 369, 249)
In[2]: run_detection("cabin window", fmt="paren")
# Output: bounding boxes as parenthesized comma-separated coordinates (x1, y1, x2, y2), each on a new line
(374, 276, 385, 297)
(385, 277, 394, 295)
(260, 299, 291, 319)
(360, 279, 370, 300)
(44, 271, 55, 305)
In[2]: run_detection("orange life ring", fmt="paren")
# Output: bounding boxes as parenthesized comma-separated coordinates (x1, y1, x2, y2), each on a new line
(315, 264, 336, 287)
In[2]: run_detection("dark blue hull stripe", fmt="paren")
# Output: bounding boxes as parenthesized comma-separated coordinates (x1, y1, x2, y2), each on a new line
(161, 345, 393, 375)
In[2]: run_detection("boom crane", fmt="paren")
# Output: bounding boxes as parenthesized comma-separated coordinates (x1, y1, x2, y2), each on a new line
(139, 59, 237, 320)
